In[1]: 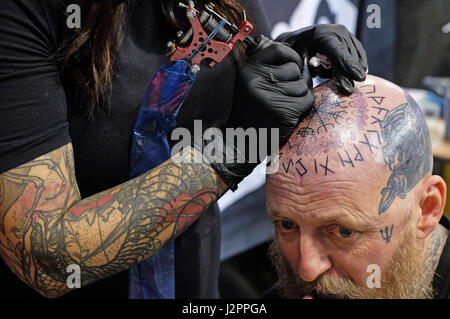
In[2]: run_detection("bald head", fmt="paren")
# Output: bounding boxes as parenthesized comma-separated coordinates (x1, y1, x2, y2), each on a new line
(265, 75, 445, 299)
(268, 75, 432, 216)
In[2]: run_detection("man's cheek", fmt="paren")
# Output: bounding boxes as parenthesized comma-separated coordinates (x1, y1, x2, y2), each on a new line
(277, 235, 300, 272)
(346, 257, 378, 287)
(361, 238, 395, 268)
(341, 244, 387, 287)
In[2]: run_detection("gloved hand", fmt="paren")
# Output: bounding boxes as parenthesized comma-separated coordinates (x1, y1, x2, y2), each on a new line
(232, 35, 315, 145)
(205, 36, 315, 191)
(276, 24, 368, 94)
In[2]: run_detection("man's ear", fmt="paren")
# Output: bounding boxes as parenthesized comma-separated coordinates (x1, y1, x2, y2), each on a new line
(416, 175, 447, 239)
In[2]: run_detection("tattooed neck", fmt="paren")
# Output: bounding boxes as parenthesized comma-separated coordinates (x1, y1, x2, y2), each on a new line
(425, 224, 448, 279)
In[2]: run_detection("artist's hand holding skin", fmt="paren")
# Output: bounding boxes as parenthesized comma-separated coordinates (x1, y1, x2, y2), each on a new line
(234, 35, 315, 145)
(208, 36, 315, 191)
(276, 24, 368, 94)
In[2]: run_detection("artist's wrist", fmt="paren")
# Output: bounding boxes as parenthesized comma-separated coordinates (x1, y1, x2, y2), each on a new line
(170, 145, 230, 193)
(209, 159, 258, 192)
(198, 134, 259, 191)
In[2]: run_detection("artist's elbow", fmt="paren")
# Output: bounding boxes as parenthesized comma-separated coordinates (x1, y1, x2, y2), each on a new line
(32, 275, 70, 299)
(9, 270, 68, 299)
(37, 289, 64, 299)
(29, 259, 72, 298)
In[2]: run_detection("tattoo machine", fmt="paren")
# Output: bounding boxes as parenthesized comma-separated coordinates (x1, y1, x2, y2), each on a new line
(166, 1, 257, 74)
(128, 1, 257, 299)
(167, 1, 333, 78)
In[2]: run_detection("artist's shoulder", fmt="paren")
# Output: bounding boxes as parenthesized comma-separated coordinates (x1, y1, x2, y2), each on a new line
(1, 0, 68, 50)
(2, 0, 65, 21)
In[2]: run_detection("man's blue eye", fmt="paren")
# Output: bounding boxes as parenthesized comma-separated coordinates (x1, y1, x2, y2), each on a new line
(338, 227, 353, 238)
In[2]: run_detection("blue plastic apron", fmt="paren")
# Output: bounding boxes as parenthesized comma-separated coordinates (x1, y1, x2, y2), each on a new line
(128, 60, 196, 299)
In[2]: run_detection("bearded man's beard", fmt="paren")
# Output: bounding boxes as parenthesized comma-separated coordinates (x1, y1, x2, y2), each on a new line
(269, 222, 434, 299)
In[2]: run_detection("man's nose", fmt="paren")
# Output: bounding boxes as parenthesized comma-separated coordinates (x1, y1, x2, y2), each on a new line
(297, 233, 332, 282)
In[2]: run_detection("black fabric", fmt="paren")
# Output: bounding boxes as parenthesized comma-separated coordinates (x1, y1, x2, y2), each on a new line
(0, 0, 270, 298)
(0, 0, 70, 173)
(261, 282, 282, 299)
(263, 215, 450, 299)
(175, 203, 222, 299)
(432, 215, 450, 299)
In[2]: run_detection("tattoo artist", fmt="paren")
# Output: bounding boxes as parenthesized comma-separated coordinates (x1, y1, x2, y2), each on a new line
(0, 0, 367, 298)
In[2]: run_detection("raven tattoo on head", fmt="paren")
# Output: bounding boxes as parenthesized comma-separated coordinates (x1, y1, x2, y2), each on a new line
(378, 94, 432, 215)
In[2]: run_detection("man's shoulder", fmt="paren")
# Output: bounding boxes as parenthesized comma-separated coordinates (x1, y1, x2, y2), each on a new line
(433, 215, 450, 298)
(440, 215, 450, 230)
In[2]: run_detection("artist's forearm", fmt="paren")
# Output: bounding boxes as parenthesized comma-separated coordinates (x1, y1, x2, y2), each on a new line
(0, 146, 227, 297)
(56, 151, 226, 292)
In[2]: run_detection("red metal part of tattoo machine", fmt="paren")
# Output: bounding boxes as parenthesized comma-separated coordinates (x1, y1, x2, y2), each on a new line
(166, 1, 257, 74)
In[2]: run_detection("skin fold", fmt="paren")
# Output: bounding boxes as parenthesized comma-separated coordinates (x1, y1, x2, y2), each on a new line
(266, 75, 448, 299)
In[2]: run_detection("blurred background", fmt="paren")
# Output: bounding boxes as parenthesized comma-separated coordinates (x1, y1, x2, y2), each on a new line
(218, 0, 450, 298)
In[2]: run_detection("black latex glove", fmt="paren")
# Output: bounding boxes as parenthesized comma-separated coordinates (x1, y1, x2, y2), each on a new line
(206, 36, 315, 191)
(232, 35, 315, 145)
(276, 24, 368, 94)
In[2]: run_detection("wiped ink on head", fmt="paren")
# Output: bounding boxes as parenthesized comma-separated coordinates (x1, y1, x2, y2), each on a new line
(287, 81, 369, 159)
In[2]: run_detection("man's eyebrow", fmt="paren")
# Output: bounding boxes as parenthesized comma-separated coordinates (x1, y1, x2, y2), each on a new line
(268, 209, 377, 230)
(267, 210, 282, 218)
(268, 210, 296, 221)
(320, 215, 374, 229)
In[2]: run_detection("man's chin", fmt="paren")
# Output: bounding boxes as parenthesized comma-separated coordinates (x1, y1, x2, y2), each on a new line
(268, 242, 362, 299)
(268, 228, 434, 299)
(297, 275, 364, 299)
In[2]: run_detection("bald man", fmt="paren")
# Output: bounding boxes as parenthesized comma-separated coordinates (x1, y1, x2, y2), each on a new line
(265, 75, 449, 299)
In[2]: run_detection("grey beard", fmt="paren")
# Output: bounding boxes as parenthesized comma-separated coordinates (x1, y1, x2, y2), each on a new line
(268, 229, 434, 299)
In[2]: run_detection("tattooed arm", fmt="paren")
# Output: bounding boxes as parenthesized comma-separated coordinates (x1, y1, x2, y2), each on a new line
(0, 143, 227, 298)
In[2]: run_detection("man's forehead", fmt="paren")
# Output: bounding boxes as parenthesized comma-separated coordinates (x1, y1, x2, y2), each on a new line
(266, 75, 419, 222)
(266, 172, 393, 232)
(279, 78, 405, 163)
(267, 171, 380, 215)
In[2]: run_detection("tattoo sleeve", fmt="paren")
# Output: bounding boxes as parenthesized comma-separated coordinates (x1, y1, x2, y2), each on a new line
(0, 143, 227, 297)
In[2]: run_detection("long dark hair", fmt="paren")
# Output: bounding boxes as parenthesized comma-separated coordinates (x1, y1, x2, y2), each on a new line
(59, 0, 248, 116)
